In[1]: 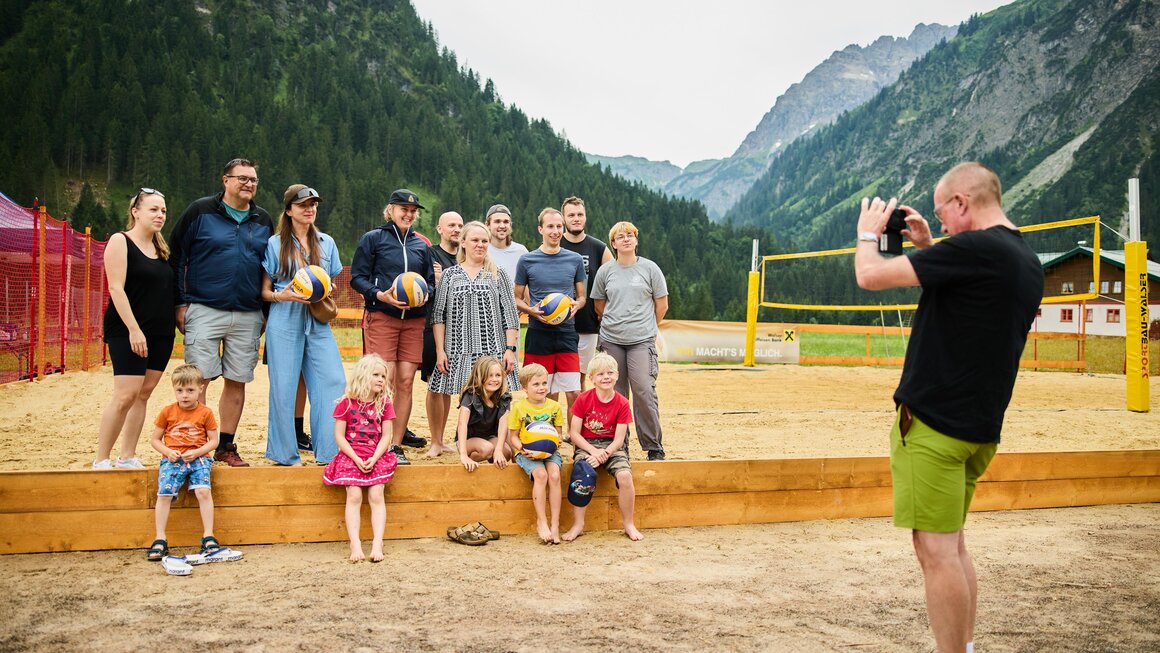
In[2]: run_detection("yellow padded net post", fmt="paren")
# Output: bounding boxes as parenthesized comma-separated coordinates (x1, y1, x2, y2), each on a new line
(1124, 241, 1150, 412)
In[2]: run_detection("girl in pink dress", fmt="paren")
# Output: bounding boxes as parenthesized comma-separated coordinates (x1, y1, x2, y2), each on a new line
(323, 354, 397, 562)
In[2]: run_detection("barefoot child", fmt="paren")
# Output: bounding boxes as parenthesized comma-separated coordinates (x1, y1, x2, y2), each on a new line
(148, 364, 228, 560)
(457, 356, 515, 472)
(562, 353, 643, 541)
(323, 354, 398, 562)
(508, 363, 567, 543)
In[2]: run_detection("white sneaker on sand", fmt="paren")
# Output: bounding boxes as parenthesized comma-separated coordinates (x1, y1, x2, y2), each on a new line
(92, 459, 113, 470)
(114, 458, 144, 469)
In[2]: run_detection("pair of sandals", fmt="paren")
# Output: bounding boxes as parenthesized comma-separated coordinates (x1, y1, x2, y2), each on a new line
(447, 522, 500, 546)
(147, 536, 223, 560)
(149, 536, 243, 575)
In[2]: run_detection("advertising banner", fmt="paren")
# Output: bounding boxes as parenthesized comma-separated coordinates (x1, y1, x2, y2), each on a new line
(657, 320, 799, 364)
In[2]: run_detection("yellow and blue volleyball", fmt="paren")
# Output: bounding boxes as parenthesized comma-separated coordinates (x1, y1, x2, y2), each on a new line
(291, 265, 332, 302)
(520, 420, 560, 460)
(537, 292, 573, 325)
(392, 271, 429, 307)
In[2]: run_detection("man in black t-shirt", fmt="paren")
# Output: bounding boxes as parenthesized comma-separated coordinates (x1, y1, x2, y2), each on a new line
(422, 211, 463, 457)
(854, 162, 1044, 653)
(560, 196, 612, 389)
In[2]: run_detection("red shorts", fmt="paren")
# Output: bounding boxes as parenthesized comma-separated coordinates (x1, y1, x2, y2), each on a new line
(363, 312, 424, 364)
(522, 351, 581, 393)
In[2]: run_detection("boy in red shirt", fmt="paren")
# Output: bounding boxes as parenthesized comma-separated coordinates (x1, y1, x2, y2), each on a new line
(562, 353, 643, 541)
(147, 364, 225, 561)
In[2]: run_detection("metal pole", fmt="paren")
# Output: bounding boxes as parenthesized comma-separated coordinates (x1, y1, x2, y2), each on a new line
(1128, 178, 1140, 242)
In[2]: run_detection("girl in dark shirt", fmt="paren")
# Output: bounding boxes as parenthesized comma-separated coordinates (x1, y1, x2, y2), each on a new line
(456, 356, 514, 472)
(93, 189, 176, 469)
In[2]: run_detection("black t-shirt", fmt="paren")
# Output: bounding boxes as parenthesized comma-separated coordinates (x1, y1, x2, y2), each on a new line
(894, 226, 1044, 444)
(560, 235, 608, 334)
(459, 389, 512, 439)
(104, 233, 177, 340)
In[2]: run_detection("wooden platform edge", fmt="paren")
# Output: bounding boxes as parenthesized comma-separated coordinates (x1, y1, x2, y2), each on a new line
(0, 451, 1157, 554)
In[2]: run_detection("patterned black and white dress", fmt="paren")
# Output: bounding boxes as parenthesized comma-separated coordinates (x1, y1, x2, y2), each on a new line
(428, 264, 521, 395)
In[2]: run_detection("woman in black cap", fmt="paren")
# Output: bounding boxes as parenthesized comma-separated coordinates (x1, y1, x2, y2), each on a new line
(260, 184, 346, 465)
(349, 189, 436, 465)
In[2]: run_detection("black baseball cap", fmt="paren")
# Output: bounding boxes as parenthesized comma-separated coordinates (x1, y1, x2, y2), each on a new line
(388, 188, 425, 209)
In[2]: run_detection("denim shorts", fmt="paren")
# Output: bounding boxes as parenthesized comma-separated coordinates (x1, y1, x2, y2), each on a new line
(515, 451, 563, 478)
(158, 457, 213, 496)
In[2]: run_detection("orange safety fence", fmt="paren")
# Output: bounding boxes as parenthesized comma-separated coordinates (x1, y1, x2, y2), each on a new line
(0, 191, 108, 383)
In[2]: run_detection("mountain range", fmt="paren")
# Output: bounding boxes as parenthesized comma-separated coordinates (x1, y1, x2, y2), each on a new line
(588, 22, 958, 219)
(727, 0, 1160, 252)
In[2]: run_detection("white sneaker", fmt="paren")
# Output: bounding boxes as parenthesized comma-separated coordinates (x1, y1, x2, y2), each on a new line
(92, 459, 113, 470)
(114, 457, 144, 469)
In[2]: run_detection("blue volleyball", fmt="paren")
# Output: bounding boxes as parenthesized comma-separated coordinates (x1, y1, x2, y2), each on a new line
(392, 271, 429, 307)
(520, 420, 560, 460)
(537, 292, 573, 325)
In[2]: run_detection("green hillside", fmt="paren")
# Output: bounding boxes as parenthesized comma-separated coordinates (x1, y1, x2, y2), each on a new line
(726, 0, 1160, 253)
(0, 0, 763, 320)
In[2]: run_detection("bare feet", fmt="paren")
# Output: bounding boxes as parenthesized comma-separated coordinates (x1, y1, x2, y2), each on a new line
(369, 544, 384, 562)
(551, 529, 562, 545)
(537, 521, 553, 544)
(624, 524, 644, 541)
(424, 444, 450, 458)
(349, 548, 365, 563)
(562, 524, 584, 542)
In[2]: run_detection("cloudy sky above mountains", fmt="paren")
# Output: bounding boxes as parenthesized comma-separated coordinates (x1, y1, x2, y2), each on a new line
(412, 0, 1012, 168)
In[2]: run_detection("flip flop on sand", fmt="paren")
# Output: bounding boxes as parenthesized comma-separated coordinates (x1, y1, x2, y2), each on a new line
(183, 548, 244, 565)
(446, 525, 489, 546)
(161, 556, 193, 576)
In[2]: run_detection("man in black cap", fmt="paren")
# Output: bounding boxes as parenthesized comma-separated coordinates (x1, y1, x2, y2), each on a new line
(350, 189, 436, 465)
(485, 203, 528, 287)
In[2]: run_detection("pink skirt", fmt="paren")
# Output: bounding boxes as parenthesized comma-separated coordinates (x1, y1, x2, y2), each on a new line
(322, 443, 398, 487)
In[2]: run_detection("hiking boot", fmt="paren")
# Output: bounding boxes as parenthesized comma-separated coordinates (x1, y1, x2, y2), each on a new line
(401, 429, 427, 448)
(647, 449, 666, 461)
(214, 443, 250, 467)
(392, 445, 411, 466)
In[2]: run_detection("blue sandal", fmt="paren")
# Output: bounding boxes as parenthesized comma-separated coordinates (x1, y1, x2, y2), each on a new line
(200, 536, 222, 555)
(146, 539, 168, 561)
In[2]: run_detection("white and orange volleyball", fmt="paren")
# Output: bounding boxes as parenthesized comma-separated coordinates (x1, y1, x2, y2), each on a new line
(537, 292, 573, 325)
(291, 265, 332, 302)
(392, 271, 429, 307)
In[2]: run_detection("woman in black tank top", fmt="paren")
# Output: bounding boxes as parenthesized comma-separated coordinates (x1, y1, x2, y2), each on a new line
(93, 189, 177, 470)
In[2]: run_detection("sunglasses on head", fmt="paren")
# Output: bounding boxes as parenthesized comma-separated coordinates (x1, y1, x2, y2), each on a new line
(292, 187, 320, 203)
(130, 188, 164, 208)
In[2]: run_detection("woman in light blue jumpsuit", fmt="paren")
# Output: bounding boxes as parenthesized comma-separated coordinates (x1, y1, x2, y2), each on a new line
(261, 185, 346, 465)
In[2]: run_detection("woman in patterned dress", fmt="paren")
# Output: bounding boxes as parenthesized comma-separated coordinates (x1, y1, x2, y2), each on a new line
(428, 221, 521, 398)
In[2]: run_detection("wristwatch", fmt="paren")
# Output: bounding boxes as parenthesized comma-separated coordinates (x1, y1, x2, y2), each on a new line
(505, 345, 517, 352)
(857, 232, 879, 243)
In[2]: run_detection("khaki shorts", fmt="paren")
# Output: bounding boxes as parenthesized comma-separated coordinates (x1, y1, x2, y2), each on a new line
(577, 333, 599, 372)
(574, 437, 631, 478)
(364, 311, 424, 364)
(890, 406, 997, 533)
(183, 304, 263, 382)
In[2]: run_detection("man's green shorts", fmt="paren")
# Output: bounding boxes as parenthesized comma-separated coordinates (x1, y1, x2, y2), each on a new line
(890, 407, 997, 533)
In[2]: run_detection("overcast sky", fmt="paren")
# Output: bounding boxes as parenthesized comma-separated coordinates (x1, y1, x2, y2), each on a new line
(410, 0, 1013, 168)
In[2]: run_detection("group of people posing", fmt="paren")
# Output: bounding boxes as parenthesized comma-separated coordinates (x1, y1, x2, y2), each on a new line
(93, 158, 670, 557)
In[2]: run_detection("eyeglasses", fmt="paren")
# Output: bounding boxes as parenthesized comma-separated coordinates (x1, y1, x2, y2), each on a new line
(291, 187, 320, 203)
(932, 194, 966, 224)
(130, 188, 164, 208)
(612, 232, 638, 242)
(226, 175, 259, 186)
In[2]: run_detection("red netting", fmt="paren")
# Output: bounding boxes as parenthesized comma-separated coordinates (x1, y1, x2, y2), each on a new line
(0, 192, 109, 384)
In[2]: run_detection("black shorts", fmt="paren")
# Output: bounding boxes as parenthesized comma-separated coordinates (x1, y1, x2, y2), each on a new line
(106, 336, 174, 375)
(421, 327, 436, 382)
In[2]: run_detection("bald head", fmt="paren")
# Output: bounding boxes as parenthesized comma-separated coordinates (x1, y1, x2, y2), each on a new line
(938, 162, 1002, 209)
(436, 211, 464, 249)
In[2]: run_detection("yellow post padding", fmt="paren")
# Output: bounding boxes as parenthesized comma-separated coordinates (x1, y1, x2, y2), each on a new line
(1124, 241, 1150, 412)
(744, 271, 759, 367)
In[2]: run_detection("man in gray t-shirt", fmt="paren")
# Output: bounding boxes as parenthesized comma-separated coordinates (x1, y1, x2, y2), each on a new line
(485, 204, 528, 286)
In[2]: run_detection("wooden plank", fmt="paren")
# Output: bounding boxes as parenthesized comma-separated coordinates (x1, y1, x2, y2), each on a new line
(982, 450, 1160, 482)
(972, 476, 1160, 511)
(0, 470, 150, 512)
